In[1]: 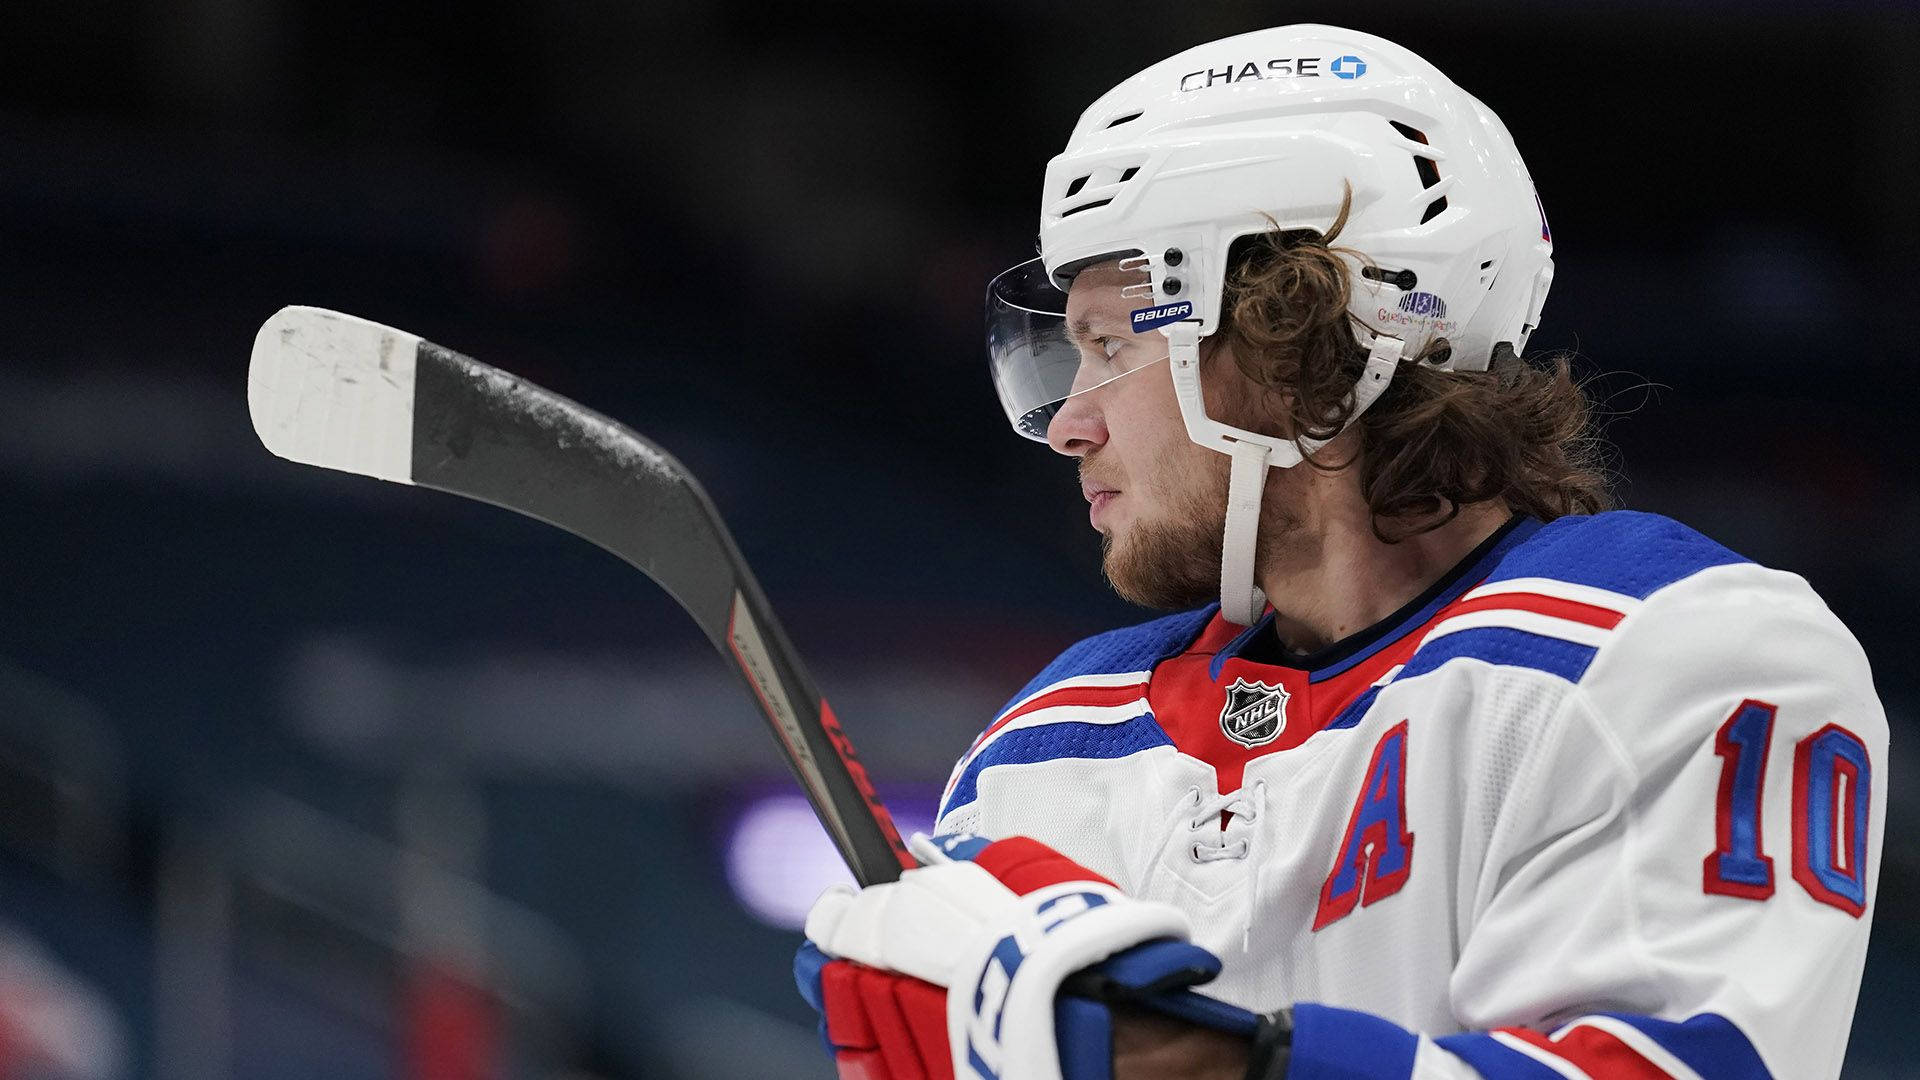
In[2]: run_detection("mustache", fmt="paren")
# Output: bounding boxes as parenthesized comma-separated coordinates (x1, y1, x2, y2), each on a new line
(1078, 454, 1119, 492)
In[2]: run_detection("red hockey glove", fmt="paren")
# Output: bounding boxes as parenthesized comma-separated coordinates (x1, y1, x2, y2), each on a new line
(795, 833, 1258, 1080)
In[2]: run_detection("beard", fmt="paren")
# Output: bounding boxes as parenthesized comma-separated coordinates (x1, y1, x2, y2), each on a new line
(1101, 506, 1224, 611)
(1094, 444, 1307, 613)
(1095, 447, 1231, 611)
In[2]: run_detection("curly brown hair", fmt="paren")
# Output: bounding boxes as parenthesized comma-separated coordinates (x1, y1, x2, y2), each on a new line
(1206, 193, 1614, 542)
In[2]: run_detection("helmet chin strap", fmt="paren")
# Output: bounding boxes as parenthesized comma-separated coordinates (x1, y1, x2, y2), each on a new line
(1166, 322, 1406, 626)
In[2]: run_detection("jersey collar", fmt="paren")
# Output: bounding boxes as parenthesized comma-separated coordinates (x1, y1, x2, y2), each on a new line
(1212, 515, 1540, 682)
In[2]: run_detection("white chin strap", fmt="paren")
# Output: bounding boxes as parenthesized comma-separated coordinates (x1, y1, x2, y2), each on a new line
(1166, 322, 1405, 626)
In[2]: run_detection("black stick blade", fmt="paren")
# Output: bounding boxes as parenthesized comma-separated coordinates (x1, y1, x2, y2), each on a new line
(248, 306, 913, 885)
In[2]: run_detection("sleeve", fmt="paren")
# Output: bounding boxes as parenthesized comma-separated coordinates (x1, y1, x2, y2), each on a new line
(1278, 563, 1888, 1079)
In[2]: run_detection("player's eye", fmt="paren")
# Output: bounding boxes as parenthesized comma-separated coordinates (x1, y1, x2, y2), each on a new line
(1098, 337, 1124, 359)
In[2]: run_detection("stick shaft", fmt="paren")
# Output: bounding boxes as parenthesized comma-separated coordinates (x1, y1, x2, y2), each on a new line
(406, 343, 913, 885)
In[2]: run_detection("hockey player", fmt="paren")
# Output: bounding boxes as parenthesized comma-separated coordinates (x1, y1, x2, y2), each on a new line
(796, 24, 1885, 1080)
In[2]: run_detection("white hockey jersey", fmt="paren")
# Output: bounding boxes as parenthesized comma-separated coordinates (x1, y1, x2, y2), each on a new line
(935, 512, 1885, 1078)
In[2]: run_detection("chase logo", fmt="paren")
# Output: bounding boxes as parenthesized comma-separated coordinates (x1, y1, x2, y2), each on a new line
(1398, 291, 1448, 318)
(1331, 55, 1367, 79)
(1179, 58, 1332, 91)
(1130, 300, 1193, 330)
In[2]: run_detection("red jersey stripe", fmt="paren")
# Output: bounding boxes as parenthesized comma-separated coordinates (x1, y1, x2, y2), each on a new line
(1503, 1024, 1674, 1079)
(972, 680, 1149, 748)
(1441, 592, 1627, 631)
(973, 836, 1117, 895)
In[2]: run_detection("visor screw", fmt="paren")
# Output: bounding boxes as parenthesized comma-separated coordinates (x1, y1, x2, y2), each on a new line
(1164, 276, 1184, 295)
(1163, 248, 1184, 267)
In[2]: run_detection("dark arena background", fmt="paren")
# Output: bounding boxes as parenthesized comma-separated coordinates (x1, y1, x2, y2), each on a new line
(2, 2, 1915, 1076)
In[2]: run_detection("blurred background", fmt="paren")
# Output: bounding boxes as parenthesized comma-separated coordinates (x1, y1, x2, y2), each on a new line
(0, 0, 1915, 1076)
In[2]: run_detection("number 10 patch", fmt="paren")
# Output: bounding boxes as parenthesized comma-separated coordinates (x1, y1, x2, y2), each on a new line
(1704, 699, 1872, 917)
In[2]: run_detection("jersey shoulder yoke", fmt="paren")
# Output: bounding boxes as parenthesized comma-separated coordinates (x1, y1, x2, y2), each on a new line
(1481, 510, 1749, 598)
(1395, 511, 1753, 686)
(998, 605, 1215, 716)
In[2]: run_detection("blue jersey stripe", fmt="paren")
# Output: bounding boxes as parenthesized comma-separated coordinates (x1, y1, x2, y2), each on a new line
(942, 716, 1173, 815)
(1601, 1012, 1769, 1079)
(1399, 627, 1600, 684)
(1282, 1006, 1770, 1080)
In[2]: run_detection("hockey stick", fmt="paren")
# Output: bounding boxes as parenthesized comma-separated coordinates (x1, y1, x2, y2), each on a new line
(247, 306, 914, 887)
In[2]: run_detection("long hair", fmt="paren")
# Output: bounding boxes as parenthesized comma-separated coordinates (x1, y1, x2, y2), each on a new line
(1206, 193, 1613, 541)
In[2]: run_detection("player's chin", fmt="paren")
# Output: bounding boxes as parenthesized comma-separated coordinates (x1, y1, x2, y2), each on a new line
(1100, 527, 1220, 612)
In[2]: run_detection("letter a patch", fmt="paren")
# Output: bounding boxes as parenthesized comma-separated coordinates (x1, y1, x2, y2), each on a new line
(1314, 721, 1415, 930)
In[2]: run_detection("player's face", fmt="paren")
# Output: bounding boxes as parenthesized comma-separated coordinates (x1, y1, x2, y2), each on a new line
(1049, 263, 1289, 609)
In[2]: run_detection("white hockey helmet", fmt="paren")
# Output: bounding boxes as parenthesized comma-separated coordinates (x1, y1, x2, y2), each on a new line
(987, 24, 1554, 625)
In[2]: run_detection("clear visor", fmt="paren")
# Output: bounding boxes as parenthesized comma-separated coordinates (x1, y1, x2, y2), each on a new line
(986, 255, 1167, 442)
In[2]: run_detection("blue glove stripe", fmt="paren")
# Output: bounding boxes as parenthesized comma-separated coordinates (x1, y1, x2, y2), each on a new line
(792, 943, 838, 1059)
(1090, 939, 1222, 990)
(1290, 1003, 1420, 1080)
(794, 941, 830, 1014)
(1133, 988, 1261, 1038)
(1056, 995, 1114, 1080)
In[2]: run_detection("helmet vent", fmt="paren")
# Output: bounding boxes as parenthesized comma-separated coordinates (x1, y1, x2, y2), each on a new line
(1362, 265, 1417, 290)
(1060, 198, 1114, 218)
(1119, 166, 1139, 182)
(1388, 121, 1449, 224)
(1105, 110, 1144, 128)
(1065, 175, 1089, 198)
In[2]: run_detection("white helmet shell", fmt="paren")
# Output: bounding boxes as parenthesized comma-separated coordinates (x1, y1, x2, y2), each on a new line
(1039, 23, 1553, 370)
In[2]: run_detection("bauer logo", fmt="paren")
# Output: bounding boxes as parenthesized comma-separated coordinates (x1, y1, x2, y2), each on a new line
(1398, 291, 1448, 318)
(1330, 55, 1367, 79)
(1130, 300, 1194, 330)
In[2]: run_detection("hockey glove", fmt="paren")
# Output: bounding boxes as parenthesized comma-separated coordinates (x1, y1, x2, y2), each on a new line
(796, 833, 1259, 1080)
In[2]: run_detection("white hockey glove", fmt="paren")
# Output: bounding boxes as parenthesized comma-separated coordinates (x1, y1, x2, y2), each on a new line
(796, 833, 1259, 1080)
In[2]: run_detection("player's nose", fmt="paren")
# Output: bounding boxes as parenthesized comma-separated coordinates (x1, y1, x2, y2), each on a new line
(1046, 393, 1107, 457)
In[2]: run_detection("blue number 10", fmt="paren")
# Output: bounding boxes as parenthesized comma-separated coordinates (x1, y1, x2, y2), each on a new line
(1704, 700, 1776, 899)
(1704, 699, 1871, 917)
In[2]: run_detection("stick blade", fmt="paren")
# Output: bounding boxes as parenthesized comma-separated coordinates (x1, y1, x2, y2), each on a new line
(249, 305, 423, 484)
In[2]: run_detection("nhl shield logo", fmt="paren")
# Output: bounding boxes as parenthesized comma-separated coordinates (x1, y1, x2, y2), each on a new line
(1219, 677, 1289, 748)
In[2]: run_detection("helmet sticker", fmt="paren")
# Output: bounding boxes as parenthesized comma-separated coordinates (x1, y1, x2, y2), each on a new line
(1376, 291, 1458, 336)
(1130, 300, 1195, 330)
(1179, 56, 1356, 92)
(1398, 292, 1448, 319)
